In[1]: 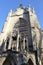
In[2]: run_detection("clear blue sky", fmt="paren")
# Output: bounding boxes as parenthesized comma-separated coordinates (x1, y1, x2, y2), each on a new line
(0, 0, 43, 32)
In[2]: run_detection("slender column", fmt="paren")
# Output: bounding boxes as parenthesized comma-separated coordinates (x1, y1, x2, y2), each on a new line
(26, 37, 28, 51)
(16, 34, 20, 51)
(8, 36, 12, 49)
(4, 40, 7, 51)
(23, 37, 25, 50)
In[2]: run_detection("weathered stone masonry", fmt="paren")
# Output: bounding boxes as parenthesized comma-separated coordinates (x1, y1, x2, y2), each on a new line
(0, 5, 43, 65)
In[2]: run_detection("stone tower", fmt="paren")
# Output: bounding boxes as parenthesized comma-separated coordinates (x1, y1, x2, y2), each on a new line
(0, 5, 43, 65)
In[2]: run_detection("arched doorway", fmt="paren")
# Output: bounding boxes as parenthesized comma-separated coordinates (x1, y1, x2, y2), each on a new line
(3, 55, 16, 65)
(3, 59, 11, 65)
(28, 59, 34, 65)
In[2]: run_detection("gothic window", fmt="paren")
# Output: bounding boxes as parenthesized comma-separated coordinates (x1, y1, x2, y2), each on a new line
(12, 28, 18, 41)
(18, 37, 23, 51)
(25, 39, 27, 50)
(11, 36, 17, 50)
(19, 38, 21, 50)
(6, 37, 10, 50)
(24, 37, 28, 51)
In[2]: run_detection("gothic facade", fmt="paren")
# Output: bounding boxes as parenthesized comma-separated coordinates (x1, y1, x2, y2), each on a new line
(0, 5, 43, 65)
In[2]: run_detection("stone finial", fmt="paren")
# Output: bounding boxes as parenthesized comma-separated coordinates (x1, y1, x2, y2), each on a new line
(10, 9, 12, 12)
(28, 4, 31, 11)
(19, 4, 23, 9)
(8, 9, 12, 16)
(32, 7, 35, 13)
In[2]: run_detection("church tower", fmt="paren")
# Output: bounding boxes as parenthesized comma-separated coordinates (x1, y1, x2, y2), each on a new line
(0, 5, 42, 65)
